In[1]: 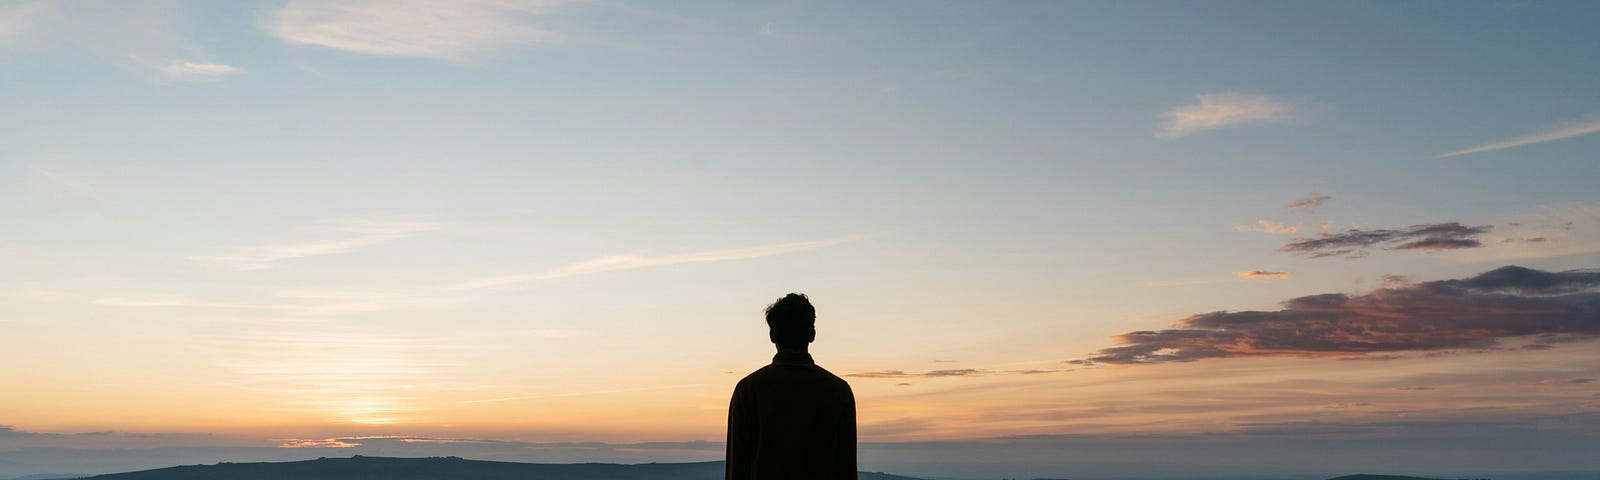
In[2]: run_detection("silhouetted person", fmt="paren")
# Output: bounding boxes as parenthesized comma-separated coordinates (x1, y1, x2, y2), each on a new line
(726, 293, 857, 480)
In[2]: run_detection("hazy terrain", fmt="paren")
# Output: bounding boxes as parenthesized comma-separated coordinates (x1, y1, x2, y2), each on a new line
(14, 456, 1590, 480)
(66, 456, 923, 480)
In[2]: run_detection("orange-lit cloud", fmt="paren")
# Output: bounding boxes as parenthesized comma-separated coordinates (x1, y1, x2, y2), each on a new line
(278, 438, 361, 448)
(278, 436, 503, 449)
(1235, 220, 1299, 234)
(849, 369, 990, 379)
(847, 369, 1062, 379)
(1237, 270, 1292, 280)
(1087, 265, 1600, 364)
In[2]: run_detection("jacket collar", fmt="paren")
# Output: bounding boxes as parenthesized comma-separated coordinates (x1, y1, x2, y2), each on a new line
(772, 351, 815, 366)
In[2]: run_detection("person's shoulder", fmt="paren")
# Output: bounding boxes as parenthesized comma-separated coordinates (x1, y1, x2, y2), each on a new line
(811, 364, 854, 390)
(735, 365, 778, 387)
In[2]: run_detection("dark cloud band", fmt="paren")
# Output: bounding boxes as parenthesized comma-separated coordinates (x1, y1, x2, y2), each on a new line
(1086, 266, 1600, 364)
(1288, 193, 1332, 212)
(1282, 222, 1491, 258)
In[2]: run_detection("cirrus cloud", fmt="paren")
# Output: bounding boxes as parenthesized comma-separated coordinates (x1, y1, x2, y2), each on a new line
(0, 1, 244, 82)
(1436, 117, 1600, 159)
(1159, 93, 1297, 138)
(446, 235, 866, 290)
(266, 0, 569, 60)
(188, 218, 440, 271)
(155, 61, 244, 82)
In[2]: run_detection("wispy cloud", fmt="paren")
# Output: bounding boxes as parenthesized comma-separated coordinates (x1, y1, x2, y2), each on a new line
(524, 328, 592, 339)
(541, 236, 862, 278)
(1159, 93, 1297, 138)
(0, 1, 49, 47)
(25, 163, 96, 197)
(1237, 270, 1291, 280)
(17, 288, 67, 301)
(1142, 271, 1296, 287)
(266, 0, 568, 60)
(848, 369, 990, 379)
(280, 438, 362, 448)
(213, 332, 467, 424)
(1436, 118, 1600, 158)
(0, 1, 242, 82)
(1138, 276, 1230, 287)
(278, 435, 505, 449)
(94, 297, 278, 309)
(446, 274, 541, 291)
(447, 235, 865, 290)
(462, 384, 696, 404)
(1462, 203, 1600, 261)
(846, 368, 1064, 379)
(94, 289, 458, 315)
(1282, 222, 1492, 259)
(757, 22, 813, 44)
(189, 218, 439, 271)
(1288, 193, 1332, 213)
(1086, 265, 1600, 364)
(155, 60, 244, 82)
(1235, 220, 1299, 234)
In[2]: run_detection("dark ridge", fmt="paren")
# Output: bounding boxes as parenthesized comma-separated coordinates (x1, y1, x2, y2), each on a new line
(78, 455, 927, 480)
(1327, 475, 1485, 480)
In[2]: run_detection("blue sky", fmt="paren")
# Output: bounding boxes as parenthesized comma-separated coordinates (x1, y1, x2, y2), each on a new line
(2, 1, 1599, 478)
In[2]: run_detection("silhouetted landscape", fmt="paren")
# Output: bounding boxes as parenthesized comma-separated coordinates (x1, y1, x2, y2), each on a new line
(6, 2, 1600, 480)
(1327, 476, 1482, 480)
(24, 456, 1538, 480)
(67, 456, 924, 480)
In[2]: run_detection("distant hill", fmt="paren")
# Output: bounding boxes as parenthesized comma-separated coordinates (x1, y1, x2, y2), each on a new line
(1328, 475, 1483, 480)
(72, 458, 1528, 480)
(79, 455, 927, 480)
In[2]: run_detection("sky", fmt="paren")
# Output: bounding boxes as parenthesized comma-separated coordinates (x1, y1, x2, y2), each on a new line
(2, 0, 1599, 478)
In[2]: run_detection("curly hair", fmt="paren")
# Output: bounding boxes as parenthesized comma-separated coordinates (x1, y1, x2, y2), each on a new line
(764, 293, 816, 347)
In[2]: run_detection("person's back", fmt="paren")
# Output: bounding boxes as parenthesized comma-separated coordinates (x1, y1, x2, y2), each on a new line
(726, 293, 856, 480)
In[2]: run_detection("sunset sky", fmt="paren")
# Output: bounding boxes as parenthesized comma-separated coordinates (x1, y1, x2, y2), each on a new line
(2, 1, 1599, 478)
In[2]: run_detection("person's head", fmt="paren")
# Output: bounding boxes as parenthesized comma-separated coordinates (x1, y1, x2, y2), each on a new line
(765, 293, 816, 349)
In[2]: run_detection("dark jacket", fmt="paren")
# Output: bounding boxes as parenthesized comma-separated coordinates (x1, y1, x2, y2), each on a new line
(726, 351, 857, 480)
